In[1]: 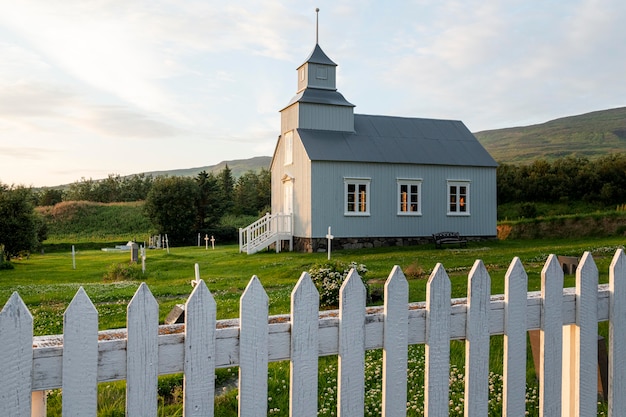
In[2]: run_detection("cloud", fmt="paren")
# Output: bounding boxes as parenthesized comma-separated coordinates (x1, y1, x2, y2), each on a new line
(0, 81, 182, 139)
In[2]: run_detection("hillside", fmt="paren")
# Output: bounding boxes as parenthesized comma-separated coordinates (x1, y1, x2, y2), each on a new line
(140, 156, 272, 179)
(474, 107, 626, 164)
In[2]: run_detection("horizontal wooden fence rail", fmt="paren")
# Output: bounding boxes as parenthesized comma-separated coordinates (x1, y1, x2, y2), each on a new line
(1, 250, 625, 416)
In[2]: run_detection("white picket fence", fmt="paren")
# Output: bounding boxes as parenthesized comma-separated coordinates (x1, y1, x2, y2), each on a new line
(1, 250, 626, 416)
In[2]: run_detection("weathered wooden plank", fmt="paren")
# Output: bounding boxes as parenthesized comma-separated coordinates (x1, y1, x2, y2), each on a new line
(63, 287, 99, 417)
(424, 263, 451, 416)
(184, 279, 216, 417)
(539, 255, 563, 417)
(290, 272, 319, 417)
(563, 252, 598, 417)
(382, 266, 409, 417)
(503, 257, 527, 416)
(0, 292, 33, 417)
(609, 249, 626, 416)
(338, 269, 366, 417)
(239, 276, 269, 417)
(464, 260, 491, 417)
(126, 282, 159, 416)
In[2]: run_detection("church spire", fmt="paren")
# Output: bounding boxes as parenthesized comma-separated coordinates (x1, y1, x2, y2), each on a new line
(316, 8, 319, 44)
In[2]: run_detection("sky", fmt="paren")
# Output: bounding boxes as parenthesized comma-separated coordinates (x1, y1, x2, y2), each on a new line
(1, 0, 625, 187)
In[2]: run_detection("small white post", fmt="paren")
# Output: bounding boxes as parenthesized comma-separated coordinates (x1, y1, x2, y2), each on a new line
(204, 234, 209, 250)
(210, 235, 216, 250)
(141, 245, 146, 273)
(165, 234, 170, 254)
(72, 245, 76, 269)
(325, 226, 334, 260)
(197, 233, 200, 247)
(31, 391, 47, 417)
(192, 263, 201, 287)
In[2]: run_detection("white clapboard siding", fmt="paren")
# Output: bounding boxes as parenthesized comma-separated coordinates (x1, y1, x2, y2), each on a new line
(239, 276, 269, 417)
(63, 287, 99, 417)
(464, 259, 491, 417)
(338, 269, 366, 417)
(382, 265, 409, 417)
(4, 252, 626, 417)
(539, 254, 564, 417)
(290, 272, 319, 417)
(425, 263, 451, 416)
(609, 249, 626, 416)
(126, 282, 159, 416)
(503, 257, 528, 416)
(0, 292, 33, 417)
(183, 279, 216, 417)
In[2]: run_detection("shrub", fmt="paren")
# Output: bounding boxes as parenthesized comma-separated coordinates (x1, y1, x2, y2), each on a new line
(0, 260, 14, 270)
(103, 262, 144, 282)
(309, 261, 368, 308)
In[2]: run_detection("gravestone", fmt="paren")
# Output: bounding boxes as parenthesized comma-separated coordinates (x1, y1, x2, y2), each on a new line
(165, 304, 185, 324)
(129, 242, 139, 263)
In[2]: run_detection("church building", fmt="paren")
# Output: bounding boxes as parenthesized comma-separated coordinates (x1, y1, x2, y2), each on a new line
(241, 21, 497, 254)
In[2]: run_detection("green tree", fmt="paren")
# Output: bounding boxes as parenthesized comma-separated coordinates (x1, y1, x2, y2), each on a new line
(195, 171, 223, 230)
(37, 188, 64, 206)
(144, 177, 200, 245)
(217, 165, 235, 214)
(0, 184, 45, 260)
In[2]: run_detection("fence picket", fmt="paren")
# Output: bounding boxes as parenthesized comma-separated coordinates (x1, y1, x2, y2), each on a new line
(563, 252, 598, 416)
(184, 279, 216, 417)
(63, 287, 99, 417)
(464, 260, 491, 417)
(0, 292, 33, 417)
(126, 282, 159, 416)
(239, 276, 269, 417)
(425, 263, 451, 416)
(382, 265, 409, 417)
(609, 249, 626, 416)
(290, 272, 319, 417)
(503, 257, 528, 416)
(338, 269, 366, 417)
(539, 255, 563, 417)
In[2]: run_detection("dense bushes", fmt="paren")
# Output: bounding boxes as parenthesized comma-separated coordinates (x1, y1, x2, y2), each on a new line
(497, 153, 626, 207)
(309, 261, 369, 307)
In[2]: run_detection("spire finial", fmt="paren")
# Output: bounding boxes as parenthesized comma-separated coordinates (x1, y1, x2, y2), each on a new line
(315, 8, 320, 44)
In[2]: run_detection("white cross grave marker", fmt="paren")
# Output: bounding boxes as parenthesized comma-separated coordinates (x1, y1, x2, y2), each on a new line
(204, 234, 210, 250)
(210, 235, 216, 250)
(326, 226, 334, 260)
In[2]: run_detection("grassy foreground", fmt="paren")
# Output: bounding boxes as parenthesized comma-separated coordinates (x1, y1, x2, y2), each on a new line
(2, 237, 621, 416)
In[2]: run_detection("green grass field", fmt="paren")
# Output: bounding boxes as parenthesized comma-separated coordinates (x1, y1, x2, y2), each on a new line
(2, 237, 620, 416)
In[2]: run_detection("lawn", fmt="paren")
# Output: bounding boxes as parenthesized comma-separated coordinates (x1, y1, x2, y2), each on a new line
(1, 237, 621, 416)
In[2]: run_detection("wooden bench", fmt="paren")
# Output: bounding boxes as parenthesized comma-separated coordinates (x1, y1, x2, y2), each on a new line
(433, 232, 467, 249)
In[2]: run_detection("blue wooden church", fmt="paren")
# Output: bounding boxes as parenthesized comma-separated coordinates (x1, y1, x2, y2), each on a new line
(240, 31, 497, 253)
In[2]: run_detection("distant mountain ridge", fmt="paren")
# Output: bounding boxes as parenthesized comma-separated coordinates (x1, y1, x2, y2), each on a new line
(474, 106, 626, 164)
(51, 106, 626, 188)
(139, 156, 272, 179)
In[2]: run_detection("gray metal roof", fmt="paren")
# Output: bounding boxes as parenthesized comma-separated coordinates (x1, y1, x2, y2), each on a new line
(300, 44, 337, 67)
(282, 88, 355, 110)
(297, 114, 498, 167)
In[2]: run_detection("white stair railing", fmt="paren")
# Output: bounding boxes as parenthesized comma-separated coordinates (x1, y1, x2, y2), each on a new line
(239, 213, 293, 254)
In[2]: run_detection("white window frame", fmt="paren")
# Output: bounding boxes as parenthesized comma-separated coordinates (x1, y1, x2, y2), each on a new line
(344, 177, 370, 216)
(284, 131, 293, 166)
(447, 180, 470, 216)
(397, 179, 422, 215)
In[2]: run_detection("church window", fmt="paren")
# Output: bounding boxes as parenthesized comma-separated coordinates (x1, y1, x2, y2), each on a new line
(344, 178, 370, 215)
(397, 179, 422, 215)
(447, 180, 470, 215)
